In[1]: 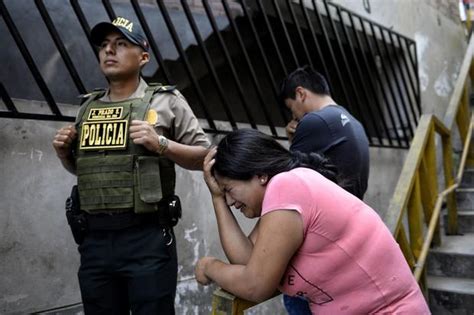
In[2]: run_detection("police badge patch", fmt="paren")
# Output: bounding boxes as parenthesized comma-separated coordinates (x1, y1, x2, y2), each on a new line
(80, 107, 128, 150)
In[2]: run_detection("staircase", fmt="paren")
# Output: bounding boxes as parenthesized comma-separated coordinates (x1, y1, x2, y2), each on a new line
(428, 168, 474, 314)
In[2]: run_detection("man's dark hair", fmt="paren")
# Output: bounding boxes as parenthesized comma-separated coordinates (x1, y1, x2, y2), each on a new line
(278, 65, 330, 105)
(213, 128, 338, 184)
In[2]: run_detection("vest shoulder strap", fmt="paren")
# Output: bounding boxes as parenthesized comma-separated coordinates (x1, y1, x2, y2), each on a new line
(75, 89, 106, 126)
(143, 83, 176, 104)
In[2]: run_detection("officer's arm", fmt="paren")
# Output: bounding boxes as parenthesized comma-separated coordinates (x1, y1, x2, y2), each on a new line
(161, 140, 209, 170)
(52, 125, 77, 175)
(58, 156, 77, 175)
(129, 120, 208, 170)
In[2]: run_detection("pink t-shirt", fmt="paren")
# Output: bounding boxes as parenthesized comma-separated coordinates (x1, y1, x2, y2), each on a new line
(262, 168, 430, 315)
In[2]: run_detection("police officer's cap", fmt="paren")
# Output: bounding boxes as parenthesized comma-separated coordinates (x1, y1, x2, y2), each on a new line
(91, 16, 149, 52)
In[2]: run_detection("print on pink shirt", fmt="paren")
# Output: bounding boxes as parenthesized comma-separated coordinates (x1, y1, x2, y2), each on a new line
(287, 265, 334, 305)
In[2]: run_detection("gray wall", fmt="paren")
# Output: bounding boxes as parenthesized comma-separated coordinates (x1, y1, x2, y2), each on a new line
(0, 0, 468, 314)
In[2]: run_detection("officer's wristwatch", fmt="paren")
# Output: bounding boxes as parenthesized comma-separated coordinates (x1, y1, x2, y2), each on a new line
(157, 135, 169, 155)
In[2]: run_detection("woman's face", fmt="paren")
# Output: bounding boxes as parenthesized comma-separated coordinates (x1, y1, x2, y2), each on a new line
(215, 173, 267, 218)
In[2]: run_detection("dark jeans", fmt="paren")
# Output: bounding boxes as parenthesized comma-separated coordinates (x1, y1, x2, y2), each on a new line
(78, 223, 177, 314)
(283, 294, 312, 315)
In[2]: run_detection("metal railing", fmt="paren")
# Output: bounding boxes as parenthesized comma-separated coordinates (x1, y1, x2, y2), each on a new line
(1, 0, 419, 146)
(384, 34, 474, 296)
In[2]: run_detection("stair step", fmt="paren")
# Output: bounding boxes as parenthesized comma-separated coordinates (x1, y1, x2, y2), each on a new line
(427, 233, 474, 278)
(460, 169, 474, 187)
(428, 276, 474, 314)
(456, 188, 474, 210)
(444, 211, 474, 233)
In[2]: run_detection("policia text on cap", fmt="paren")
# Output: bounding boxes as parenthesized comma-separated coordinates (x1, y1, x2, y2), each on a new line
(52, 16, 210, 314)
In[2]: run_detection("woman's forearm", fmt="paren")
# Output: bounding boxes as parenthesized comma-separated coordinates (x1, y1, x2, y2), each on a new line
(204, 258, 273, 302)
(212, 196, 254, 264)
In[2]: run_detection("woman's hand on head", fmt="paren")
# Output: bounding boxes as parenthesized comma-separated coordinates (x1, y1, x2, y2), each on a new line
(195, 256, 217, 285)
(203, 147, 224, 198)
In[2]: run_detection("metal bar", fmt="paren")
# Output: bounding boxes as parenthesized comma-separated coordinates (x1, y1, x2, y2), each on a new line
(311, 0, 350, 107)
(385, 114, 433, 235)
(299, 0, 331, 84)
(35, 0, 87, 95)
(0, 83, 18, 113)
(441, 133, 458, 235)
(69, 0, 99, 62)
(336, 8, 383, 145)
(407, 173, 423, 260)
(0, 1, 62, 116)
(272, 0, 299, 68)
(379, 28, 415, 138)
(201, 0, 256, 129)
(156, 0, 216, 129)
(394, 34, 420, 120)
(348, 13, 393, 146)
(0, 111, 74, 121)
(368, 23, 410, 146)
(397, 225, 416, 269)
(221, 0, 277, 136)
(455, 115, 474, 182)
(322, 2, 371, 141)
(331, 0, 413, 42)
(456, 84, 471, 144)
(180, 0, 237, 129)
(386, 33, 419, 127)
(413, 182, 452, 281)
(102, 0, 117, 20)
(255, 0, 288, 76)
(285, 0, 312, 67)
(359, 18, 403, 147)
(131, 0, 172, 84)
(421, 130, 441, 245)
(406, 40, 421, 114)
(239, 0, 288, 124)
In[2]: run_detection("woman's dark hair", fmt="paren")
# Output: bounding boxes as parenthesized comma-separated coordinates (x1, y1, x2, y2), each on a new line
(213, 129, 338, 184)
(278, 65, 331, 106)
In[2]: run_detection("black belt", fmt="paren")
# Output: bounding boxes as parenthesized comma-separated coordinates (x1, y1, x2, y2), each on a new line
(86, 211, 167, 230)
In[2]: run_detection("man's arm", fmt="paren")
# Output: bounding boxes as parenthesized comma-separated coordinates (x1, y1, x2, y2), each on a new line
(290, 113, 335, 154)
(129, 120, 208, 170)
(52, 125, 77, 175)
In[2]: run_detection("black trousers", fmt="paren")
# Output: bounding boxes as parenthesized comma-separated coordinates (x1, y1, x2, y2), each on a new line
(77, 223, 177, 314)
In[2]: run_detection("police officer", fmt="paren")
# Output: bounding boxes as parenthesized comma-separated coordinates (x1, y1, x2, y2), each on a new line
(52, 16, 210, 314)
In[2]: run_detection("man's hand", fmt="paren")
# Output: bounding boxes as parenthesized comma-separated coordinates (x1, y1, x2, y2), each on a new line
(129, 120, 161, 153)
(195, 256, 217, 285)
(53, 125, 77, 159)
(285, 119, 298, 143)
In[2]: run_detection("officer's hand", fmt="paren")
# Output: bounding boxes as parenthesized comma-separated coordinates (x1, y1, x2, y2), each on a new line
(195, 256, 216, 286)
(203, 148, 224, 198)
(52, 125, 77, 159)
(285, 119, 298, 143)
(129, 120, 160, 153)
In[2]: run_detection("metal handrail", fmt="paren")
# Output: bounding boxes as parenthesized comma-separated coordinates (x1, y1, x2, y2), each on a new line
(385, 34, 474, 297)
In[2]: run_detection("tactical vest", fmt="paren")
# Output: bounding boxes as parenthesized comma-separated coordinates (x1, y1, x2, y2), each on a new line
(74, 84, 176, 214)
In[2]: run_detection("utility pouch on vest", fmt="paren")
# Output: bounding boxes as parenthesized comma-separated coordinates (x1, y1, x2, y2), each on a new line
(65, 185, 88, 244)
(134, 156, 163, 213)
(77, 155, 135, 213)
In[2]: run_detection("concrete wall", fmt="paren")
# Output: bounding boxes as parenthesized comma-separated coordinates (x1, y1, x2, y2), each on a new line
(0, 0, 468, 314)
